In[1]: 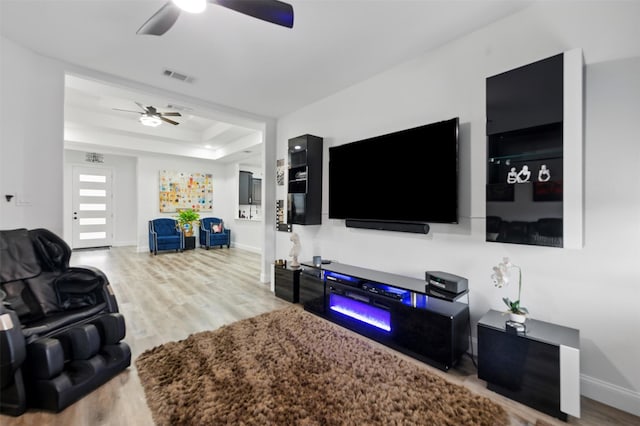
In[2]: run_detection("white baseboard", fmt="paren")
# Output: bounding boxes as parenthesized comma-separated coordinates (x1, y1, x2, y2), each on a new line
(112, 241, 137, 247)
(581, 374, 640, 417)
(232, 242, 261, 253)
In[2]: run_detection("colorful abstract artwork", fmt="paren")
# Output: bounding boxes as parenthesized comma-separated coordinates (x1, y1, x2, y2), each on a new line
(159, 170, 213, 212)
(276, 158, 285, 185)
(276, 199, 284, 225)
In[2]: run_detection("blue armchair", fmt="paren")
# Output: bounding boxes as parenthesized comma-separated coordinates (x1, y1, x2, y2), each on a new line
(199, 217, 231, 249)
(148, 218, 184, 255)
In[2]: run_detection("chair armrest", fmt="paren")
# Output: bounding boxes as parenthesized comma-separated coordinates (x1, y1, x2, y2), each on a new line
(54, 267, 118, 313)
(148, 221, 158, 252)
(55, 267, 104, 294)
(200, 226, 210, 246)
(177, 227, 185, 249)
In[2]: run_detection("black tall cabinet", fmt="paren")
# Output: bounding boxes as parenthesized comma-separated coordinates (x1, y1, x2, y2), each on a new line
(486, 49, 583, 249)
(288, 134, 323, 225)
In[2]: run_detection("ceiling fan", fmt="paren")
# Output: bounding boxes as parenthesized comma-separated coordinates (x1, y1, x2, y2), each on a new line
(113, 102, 182, 127)
(137, 0, 294, 36)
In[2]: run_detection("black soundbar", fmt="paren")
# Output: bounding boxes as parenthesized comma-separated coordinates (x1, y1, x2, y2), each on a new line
(345, 219, 430, 234)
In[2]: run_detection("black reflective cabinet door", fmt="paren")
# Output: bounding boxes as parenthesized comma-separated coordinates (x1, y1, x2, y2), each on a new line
(486, 53, 565, 247)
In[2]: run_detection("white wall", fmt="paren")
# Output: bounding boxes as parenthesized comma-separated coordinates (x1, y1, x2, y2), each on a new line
(235, 163, 264, 252)
(64, 147, 264, 253)
(1, 35, 268, 259)
(0, 37, 65, 234)
(231, 217, 263, 253)
(63, 150, 137, 246)
(136, 154, 237, 251)
(276, 2, 640, 416)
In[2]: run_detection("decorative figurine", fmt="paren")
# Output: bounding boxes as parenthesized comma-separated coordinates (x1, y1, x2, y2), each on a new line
(538, 164, 551, 182)
(507, 167, 518, 184)
(516, 165, 531, 183)
(289, 232, 301, 268)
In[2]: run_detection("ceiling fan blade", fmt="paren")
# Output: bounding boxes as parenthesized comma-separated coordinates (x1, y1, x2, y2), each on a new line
(136, 2, 181, 36)
(160, 112, 182, 117)
(134, 101, 149, 112)
(161, 116, 180, 125)
(210, 0, 294, 28)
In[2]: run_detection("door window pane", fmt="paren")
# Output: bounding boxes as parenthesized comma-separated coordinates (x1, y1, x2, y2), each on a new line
(79, 203, 106, 211)
(79, 174, 106, 183)
(79, 232, 106, 240)
(79, 189, 106, 197)
(79, 218, 107, 225)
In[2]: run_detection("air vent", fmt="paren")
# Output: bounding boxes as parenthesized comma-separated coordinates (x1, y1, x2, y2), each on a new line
(162, 68, 195, 83)
(85, 152, 104, 163)
(166, 103, 194, 112)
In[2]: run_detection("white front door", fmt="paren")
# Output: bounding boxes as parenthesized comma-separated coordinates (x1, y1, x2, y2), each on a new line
(72, 166, 114, 249)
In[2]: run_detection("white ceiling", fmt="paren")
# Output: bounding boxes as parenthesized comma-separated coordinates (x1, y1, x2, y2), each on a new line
(63, 74, 265, 164)
(0, 0, 532, 162)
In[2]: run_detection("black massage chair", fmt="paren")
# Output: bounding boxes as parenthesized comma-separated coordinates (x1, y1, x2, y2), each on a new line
(0, 228, 131, 416)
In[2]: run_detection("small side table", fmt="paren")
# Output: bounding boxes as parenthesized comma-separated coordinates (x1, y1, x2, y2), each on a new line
(184, 236, 196, 250)
(477, 309, 580, 421)
(274, 265, 300, 303)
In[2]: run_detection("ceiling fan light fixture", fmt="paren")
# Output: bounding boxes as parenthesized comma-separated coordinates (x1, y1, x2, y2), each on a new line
(140, 114, 162, 127)
(172, 0, 206, 13)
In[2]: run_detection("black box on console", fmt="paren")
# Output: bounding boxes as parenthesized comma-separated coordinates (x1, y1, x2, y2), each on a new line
(425, 271, 468, 295)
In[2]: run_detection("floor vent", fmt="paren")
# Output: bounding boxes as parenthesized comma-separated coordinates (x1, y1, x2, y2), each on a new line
(162, 69, 194, 83)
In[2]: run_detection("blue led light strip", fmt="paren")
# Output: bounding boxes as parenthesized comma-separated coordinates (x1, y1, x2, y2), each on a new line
(329, 293, 391, 332)
(325, 271, 359, 283)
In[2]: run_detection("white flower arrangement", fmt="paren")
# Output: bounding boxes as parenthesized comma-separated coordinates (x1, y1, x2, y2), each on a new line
(492, 257, 528, 316)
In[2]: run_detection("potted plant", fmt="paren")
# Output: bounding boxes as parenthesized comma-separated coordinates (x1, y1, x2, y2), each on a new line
(176, 209, 200, 237)
(491, 257, 529, 323)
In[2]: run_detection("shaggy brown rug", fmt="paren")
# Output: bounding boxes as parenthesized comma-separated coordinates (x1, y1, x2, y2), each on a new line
(136, 307, 508, 425)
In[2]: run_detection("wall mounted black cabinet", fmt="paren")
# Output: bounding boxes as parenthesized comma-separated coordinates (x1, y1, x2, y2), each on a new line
(239, 171, 262, 206)
(486, 49, 583, 249)
(252, 178, 262, 206)
(486, 54, 563, 135)
(288, 134, 323, 225)
(239, 170, 253, 205)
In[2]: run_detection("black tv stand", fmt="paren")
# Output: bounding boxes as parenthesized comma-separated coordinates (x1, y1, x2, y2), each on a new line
(299, 261, 470, 371)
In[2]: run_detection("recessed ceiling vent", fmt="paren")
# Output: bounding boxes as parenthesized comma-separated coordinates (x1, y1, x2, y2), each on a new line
(85, 152, 104, 163)
(162, 69, 194, 83)
(165, 103, 194, 112)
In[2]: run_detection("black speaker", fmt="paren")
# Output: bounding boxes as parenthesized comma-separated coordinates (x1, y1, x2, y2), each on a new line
(345, 220, 430, 234)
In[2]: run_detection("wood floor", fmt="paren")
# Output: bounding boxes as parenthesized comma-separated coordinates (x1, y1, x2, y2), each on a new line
(1, 246, 637, 425)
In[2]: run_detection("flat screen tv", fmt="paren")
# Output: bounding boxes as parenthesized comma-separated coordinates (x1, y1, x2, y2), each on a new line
(329, 117, 459, 228)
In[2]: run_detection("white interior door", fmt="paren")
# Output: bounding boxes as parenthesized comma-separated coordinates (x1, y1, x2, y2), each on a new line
(72, 166, 114, 249)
